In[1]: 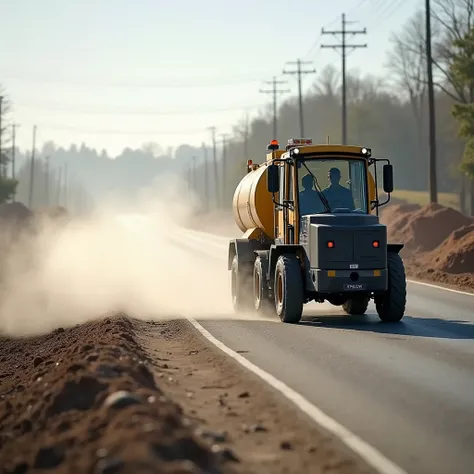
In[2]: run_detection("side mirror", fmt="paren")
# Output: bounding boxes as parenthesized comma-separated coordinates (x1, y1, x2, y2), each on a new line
(383, 164, 393, 193)
(267, 164, 279, 193)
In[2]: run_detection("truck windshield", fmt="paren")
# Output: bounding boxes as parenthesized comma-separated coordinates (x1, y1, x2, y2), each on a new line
(297, 158, 368, 215)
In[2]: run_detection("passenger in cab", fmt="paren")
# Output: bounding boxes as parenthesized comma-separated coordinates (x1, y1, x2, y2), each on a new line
(299, 174, 326, 215)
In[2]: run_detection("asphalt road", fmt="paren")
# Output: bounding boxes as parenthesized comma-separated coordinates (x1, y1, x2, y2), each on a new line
(180, 229, 474, 474)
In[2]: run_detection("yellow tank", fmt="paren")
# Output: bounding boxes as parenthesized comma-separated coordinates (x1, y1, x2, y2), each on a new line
(232, 163, 275, 239)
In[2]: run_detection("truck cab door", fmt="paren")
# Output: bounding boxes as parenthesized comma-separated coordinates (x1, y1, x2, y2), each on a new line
(276, 162, 286, 244)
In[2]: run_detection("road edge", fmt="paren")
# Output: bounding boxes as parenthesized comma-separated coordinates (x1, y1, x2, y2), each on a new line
(407, 278, 474, 296)
(186, 317, 407, 474)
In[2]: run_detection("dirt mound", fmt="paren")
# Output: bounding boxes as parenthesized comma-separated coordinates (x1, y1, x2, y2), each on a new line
(384, 203, 473, 253)
(379, 202, 421, 228)
(0, 315, 221, 473)
(33, 206, 69, 220)
(421, 224, 474, 274)
(0, 201, 32, 222)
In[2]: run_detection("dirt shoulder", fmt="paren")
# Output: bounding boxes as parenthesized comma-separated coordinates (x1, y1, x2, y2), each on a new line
(0, 315, 220, 473)
(0, 315, 374, 474)
(139, 318, 373, 474)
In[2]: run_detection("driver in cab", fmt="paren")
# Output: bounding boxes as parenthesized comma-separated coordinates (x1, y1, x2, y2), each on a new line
(322, 167, 355, 211)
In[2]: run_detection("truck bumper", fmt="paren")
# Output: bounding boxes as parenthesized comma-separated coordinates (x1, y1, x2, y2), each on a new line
(309, 269, 388, 294)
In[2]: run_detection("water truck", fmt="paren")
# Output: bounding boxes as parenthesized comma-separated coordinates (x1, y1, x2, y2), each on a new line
(228, 138, 406, 323)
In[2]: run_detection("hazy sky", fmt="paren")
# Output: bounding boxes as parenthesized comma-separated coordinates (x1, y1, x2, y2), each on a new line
(0, 0, 419, 155)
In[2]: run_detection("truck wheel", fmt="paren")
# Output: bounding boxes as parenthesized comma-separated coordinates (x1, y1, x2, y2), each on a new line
(274, 255, 304, 323)
(343, 297, 369, 315)
(231, 255, 253, 313)
(375, 253, 406, 322)
(253, 256, 274, 315)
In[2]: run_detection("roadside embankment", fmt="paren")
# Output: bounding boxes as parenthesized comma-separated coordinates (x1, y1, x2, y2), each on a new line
(379, 202, 474, 291)
(0, 315, 374, 474)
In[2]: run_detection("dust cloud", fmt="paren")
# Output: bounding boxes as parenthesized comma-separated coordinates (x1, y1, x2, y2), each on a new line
(0, 173, 256, 337)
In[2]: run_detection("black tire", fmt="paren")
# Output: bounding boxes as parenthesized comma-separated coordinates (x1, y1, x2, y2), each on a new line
(231, 255, 253, 313)
(343, 297, 369, 315)
(253, 256, 274, 315)
(375, 253, 406, 322)
(274, 254, 304, 323)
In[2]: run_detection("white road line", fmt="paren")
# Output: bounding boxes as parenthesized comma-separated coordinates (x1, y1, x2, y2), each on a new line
(407, 279, 474, 297)
(187, 317, 407, 474)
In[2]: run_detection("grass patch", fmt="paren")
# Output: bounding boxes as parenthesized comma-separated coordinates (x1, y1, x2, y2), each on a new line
(380, 190, 459, 210)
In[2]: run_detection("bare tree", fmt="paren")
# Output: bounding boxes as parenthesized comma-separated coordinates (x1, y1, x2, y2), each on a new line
(345, 70, 385, 105)
(431, 0, 474, 212)
(386, 10, 427, 154)
(141, 142, 163, 158)
(432, 0, 474, 102)
(313, 64, 340, 98)
(0, 85, 12, 150)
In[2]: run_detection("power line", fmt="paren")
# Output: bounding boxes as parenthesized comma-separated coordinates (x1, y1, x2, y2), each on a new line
(16, 123, 234, 135)
(259, 77, 290, 140)
(1, 72, 275, 89)
(15, 101, 268, 116)
(283, 59, 316, 136)
(321, 13, 367, 144)
(367, 0, 410, 32)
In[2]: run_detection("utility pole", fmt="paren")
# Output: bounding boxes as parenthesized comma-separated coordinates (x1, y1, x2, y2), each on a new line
(243, 113, 250, 163)
(0, 96, 3, 177)
(57, 166, 63, 206)
(425, 0, 438, 203)
(208, 126, 218, 206)
(201, 142, 209, 213)
(260, 77, 289, 140)
(11, 123, 18, 201)
(28, 125, 37, 209)
(192, 156, 197, 193)
(220, 134, 229, 208)
(45, 155, 50, 206)
(283, 59, 316, 136)
(322, 13, 367, 144)
(63, 163, 68, 209)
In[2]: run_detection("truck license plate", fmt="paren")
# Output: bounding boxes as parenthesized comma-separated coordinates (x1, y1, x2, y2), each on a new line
(344, 283, 366, 290)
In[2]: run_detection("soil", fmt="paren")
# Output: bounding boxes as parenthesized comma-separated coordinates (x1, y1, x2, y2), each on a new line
(380, 202, 473, 253)
(0, 202, 32, 222)
(379, 202, 474, 291)
(0, 316, 220, 474)
(0, 315, 374, 474)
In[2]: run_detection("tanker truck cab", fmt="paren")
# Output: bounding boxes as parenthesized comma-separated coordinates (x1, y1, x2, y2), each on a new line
(229, 138, 406, 324)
